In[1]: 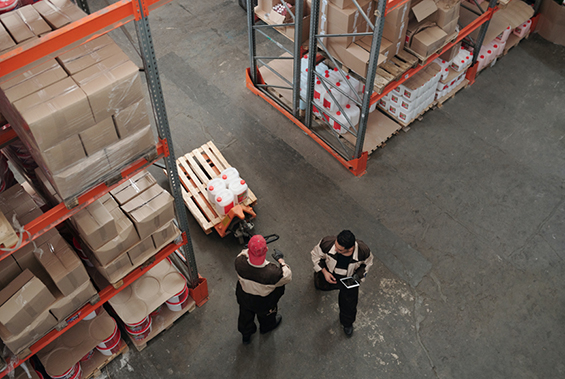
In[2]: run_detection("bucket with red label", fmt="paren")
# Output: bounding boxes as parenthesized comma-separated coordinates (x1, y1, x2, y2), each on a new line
(80, 349, 94, 362)
(0, 0, 19, 14)
(96, 336, 121, 356)
(149, 305, 162, 318)
(35, 371, 44, 379)
(165, 282, 189, 312)
(96, 318, 120, 351)
(124, 316, 150, 333)
(127, 317, 152, 341)
(49, 362, 81, 379)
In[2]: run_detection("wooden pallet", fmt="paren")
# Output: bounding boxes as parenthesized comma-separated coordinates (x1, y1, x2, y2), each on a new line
(374, 50, 419, 94)
(176, 141, 257, 234)
(502, 32, 529, 56)
(126, 298, 196, 352)
(82, 339, 129, 379)
(434, 79, 469, 108)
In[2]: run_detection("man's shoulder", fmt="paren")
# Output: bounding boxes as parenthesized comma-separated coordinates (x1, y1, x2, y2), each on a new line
(356, 240, 371, 260)
(319, 236, 336, 254)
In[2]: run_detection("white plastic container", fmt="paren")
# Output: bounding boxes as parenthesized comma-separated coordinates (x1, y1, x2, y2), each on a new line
(369, 101, 377, 113)
(300, 54, 309, 73)
(229, 179, 249, 204)
(322, 89, 339, 112)
(314, 79, 326, 104)
(402, 85, 419, 101)
(491, 42, 502, 57)
(513, 19, 531, 38)
(220, 167, 239, 184)
(312, 104, 322, 117)
(400, 98, 417, 112)
(378, 98, 388, 110)
(388, 103, 399, 118)
(496, 26, 512, 43)
(328, 67, 341, 85)
(331, 111, 349, 134)
(343, 103, 360, 127)
(441, 66, 450, 81)
(477, 54, 486, 71)
(389, 92, 401, 105)
(392, 85, 402, 96)
(333, 81, 351, 106)
(316, 62, 329, 76)
(214, 189, 235, 216)
(345, 74, 360, 94)
(398, 109, 413, 124)
(207, 178, 226, 204)
(433, 58, 450, 71)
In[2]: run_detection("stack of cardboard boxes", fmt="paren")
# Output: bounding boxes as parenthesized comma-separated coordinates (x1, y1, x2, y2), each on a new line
(254, 0, 311, 44)
(0, 184, 97, 354)
(0, 33, 155, 201)
(70, 171, 180, 284)
(405, 0, 460, 58)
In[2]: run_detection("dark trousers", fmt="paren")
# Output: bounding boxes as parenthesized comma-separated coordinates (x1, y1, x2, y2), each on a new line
(238, 304, 278, 337)
(314, 271, 359, 327)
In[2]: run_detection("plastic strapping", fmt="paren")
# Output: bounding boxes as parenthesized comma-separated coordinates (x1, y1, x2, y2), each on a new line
(17, 10, 33, 33)
(0, 213, 39, 253)
(365, 1, 373, 33)
(127, 191, 162, 213)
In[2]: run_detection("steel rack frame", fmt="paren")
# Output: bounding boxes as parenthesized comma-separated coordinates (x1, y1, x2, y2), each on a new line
(0, 0, 203, 376)
(246, 0, 500, 176)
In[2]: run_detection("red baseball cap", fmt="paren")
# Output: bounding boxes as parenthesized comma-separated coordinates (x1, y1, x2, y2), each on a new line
(248, 235, 267, 265)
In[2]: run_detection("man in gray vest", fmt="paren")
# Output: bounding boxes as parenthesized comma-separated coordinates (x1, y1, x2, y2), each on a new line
(311, 230, 373, 337)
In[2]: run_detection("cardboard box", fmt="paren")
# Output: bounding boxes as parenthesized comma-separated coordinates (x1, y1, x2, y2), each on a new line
(110, 170, 157, 206)
(440, 16, 458, 35)
(38, 308, 116, 377)
(79, 117, 119, 155)
(112, 99, 151, 139)
(0, 183, 44, 226)
(105, 125, 156, 170)
(322, 18, 371, 46)
(432, 0, 459, 28)
(0, 307, 57, 354)
(91, 250, 132, 283)
(537, 0, 565, 46)
(0, 255, 22, 289)
(49, 148, 112, 200)
(40, 134, 86, 173)
(71, 198, 118, 251)
(0, 22, 15, 52)
(383, 0, 411, 47)
(439, 40, 461, 61)
(16, 5, 52, 36)
(49, 279, 97, 321)
(33, 0, 86, 29)
(35, 167, 63, 205)
(57, 34, 114, 66)
(108, 258, 185, 323)
(151, 221, 181, 251)
(72, 56, 144, 123)
(57, 40, 127, 75)
(121, 184, 175, 240)
(126, 236, 156, 267)
(409, 25, 447, 57)
(254, 0, 311, 44)
(411, 0, 437, 22)
(12, 77, 96, 151)
(1, 60, 68, 103)
(0, 269, 56, 335)
(35, 233, 89, 297)
(101, 193, 120, 213)
(329, 0, 369, 9)
(88, 206, 139, 266)
(322, 0, 373, 32)
(326, 38, 387, 77)
(0, 11, 35, 44)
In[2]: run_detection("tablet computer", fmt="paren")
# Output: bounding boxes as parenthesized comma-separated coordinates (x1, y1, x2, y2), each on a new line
(340, 277, 360, 289)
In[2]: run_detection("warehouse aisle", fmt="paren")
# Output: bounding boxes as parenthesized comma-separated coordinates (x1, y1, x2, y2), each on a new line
(94, 0, 565, 378)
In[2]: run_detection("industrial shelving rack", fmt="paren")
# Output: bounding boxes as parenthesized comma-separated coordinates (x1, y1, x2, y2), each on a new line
(246, 0, 504, 176)
(0, 0, 204, 376)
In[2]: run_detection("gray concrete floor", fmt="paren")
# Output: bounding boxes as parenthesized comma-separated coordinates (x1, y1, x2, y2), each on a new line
(91, 1, 564, 378)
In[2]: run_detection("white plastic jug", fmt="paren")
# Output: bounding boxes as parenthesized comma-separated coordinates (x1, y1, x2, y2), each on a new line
(314, 79, 326, 105)
(214, 189, 235, 216)
(513, 19, 531, 38)
(300, 54, 309, 74)
(328, 67, 341, 85)
(345, 74, 360, 94)
(220, 167, 239, 184)
(333, 81, 351, 106)
(206, 178, 226, 204)
(496, 26, 512, 43)
(441, 66, 450, 81)
(343, 103, 360, 127)
(316, 62, 329, 76)
(477, 54, 486, 71)
(229, 179, 249, 205)
(331, 111, 349, 134)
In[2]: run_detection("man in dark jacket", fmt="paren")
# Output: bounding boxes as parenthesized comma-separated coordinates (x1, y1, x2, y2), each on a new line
(311, 230, 373, 337)
(235, 235, 292, 344)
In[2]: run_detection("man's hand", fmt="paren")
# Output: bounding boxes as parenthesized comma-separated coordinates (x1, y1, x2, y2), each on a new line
(278, 258, 286, 265)
(322, 268, 337, 284)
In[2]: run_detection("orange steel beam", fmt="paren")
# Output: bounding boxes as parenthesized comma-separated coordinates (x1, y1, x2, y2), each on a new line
(0, 142, 165, 264)
(0, 240, 183, 378)
(385, 0, 410, 15)
(370, 6, 498, 105)
(0, 0, 172, 80)
(246, 68, 367, 176)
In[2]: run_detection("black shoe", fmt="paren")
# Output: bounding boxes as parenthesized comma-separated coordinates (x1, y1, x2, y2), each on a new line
(343, 325, 353, 337)
(242, 335, 251, 344)
(260, 315, 282, 334)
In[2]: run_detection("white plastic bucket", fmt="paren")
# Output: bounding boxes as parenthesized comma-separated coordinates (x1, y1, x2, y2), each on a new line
(96, 337, 121, 356)
(125, 316, 150, 333)
(127, 317, 152, 341)
(166, 284, 190, 312)
(229, 179, 248, 205)
(214, 189, 234, 216)
(49, 362, 80, 379)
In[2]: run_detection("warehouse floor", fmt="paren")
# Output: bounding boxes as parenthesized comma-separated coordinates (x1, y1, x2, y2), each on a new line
(87, 1, 565, 378)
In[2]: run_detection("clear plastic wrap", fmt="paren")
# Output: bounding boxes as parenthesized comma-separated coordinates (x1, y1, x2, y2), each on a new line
(56, 34, 114, 67)
(0, 11, 35, 44)
(78, 117, 119, 156)
(58, 40, 125, 75)
(16, 5, 52, 36)
(0, 21, 16, 52)
(32, 0, 87, 29)
(110, 170, 157, 206)
(112, 98, 150, 138)
(1, 60, 68, 103)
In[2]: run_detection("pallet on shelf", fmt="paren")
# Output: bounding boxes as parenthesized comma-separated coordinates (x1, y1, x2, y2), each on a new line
(82, 339, 129, 379)
(375, 51, 419, 92)
(502, 32, 529, 56)
(434, 79, 469, 108)
(126, 299, 196, 352)
(175, 141, 257, 234)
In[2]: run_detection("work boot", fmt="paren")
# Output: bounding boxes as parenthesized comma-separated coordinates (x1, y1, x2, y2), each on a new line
(242, 335, 252, 345)
(260, 315, 282, 334)
(343, 325, 353, 337)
